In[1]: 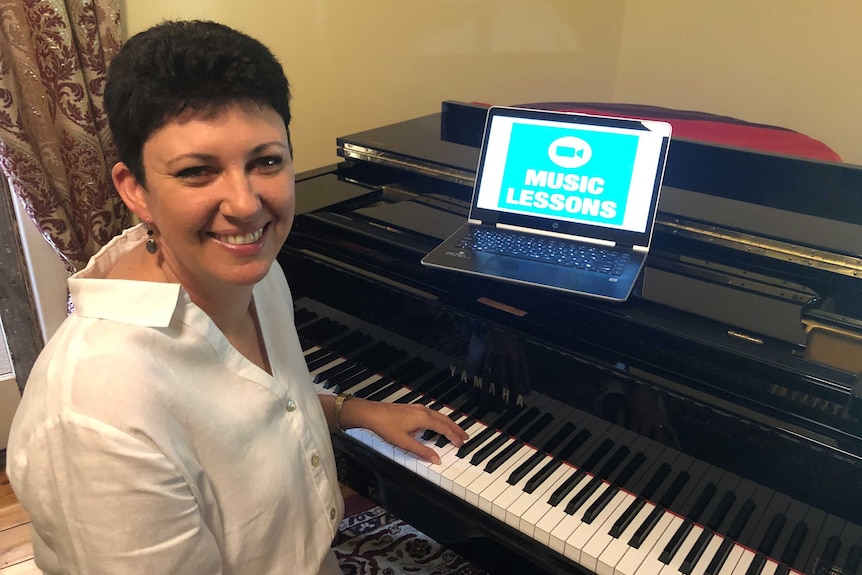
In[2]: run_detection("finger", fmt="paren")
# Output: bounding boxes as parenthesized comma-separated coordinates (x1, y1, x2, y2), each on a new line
(422, 410, 469, 447)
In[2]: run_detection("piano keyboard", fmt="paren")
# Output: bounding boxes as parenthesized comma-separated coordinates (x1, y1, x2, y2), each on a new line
(294, 298, 862, 575)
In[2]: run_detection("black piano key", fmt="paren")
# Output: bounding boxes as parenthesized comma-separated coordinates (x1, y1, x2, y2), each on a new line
(628, 504, 665, 549)
(523, 458, 563, 493)
(641, 462, 672, 500)
(745, 553, 768, 575)
(353, 376, 395, 399)
(659, 517, 693, 564)
(657, 470, 690, 509)
(500, 415, 572, 486)
(759, 512, 786, 555)
(470, 433, 510, 466)
(412, 369, 453, 395)
(687, 482, 718, 522)
(596, 445, 630, 479)
(611, 451, 646, 489)
(780, 520, 808, 565)
(394, 389, 422, 404)
(823, 535, 842, 566)
(774, 565, 790, 575)
(541, 421, 577, 456)
(564, 443, 630, 514)
(293, 306, 317, 326)
(508, 451, 548, 485)
(582, 484, 618, 524)
(485, 440, 526, 474)
(845, 544, 862, 575)
(436, 416, 476, 447)
(609, 497, 646, 538)
(548, 468, 588, 507)
(680, 527, 713, 575)
(706, 490, 736, 531)
(501, 406, 542, 436)
(333, 368, 377, 393)
(306, 351, 339, 373)
(457, 427, 498, 458)
(518, 412, 554, 445)
(727, 498, 757, 540)
(314, 359, 360, 385)
(704, 537, 734, 575)
(304, 347, 331, 364)
(332, 331, 372, 353)
(548, 437, 615, 506)
(389, 358, 432, 383)
(565, 476, 603, 515)
(350, 341, 390, 367)
(558, 428, 592, 462)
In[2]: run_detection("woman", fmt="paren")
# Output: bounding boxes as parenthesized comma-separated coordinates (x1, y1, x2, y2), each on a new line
(8, 20, 467, 575)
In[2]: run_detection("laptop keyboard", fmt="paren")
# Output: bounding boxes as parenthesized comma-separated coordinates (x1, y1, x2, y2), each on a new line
(455, 228, 629, 276)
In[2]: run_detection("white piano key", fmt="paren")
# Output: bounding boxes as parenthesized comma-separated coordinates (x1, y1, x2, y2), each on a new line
(690, 533, 726, 575)
(490, 450, 547, 521)
(575, 489, 634, 570)
(631, 513, 684, 575)
(599, 499, 657, 575)
(424, 420, 486, 486)
(770, 499, 809, 566)
(477, 445, 537, 515)
(536, 471, 594, 548)
(729, 548, 756, 575)
(656, 523, 704, 575)
(715, 544, 746, 575)
(549, 475, 609, 554)
(614, 511, 677, 575)
(515, 463, 576, 535)
(480, 445, 536, 521)
(339, 373, 386, 396)
(435, 421, 489, 489)
(308, 357, 346, 378)
(805, 514, 846, 575)
(459, 437, 519, 507)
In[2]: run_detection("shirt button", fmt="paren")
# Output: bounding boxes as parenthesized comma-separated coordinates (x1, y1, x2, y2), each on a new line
(311, 454, 321, 467)
(286, 399, 297, 412)
(330, 508, 336, 520)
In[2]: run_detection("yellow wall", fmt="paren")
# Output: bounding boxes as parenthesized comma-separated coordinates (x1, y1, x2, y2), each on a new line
(120, 0, 626, 173)
(616, 1, 862, 165)
(122, 1, 860, 169)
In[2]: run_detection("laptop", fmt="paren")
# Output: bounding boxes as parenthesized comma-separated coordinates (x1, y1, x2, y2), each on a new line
(421, 106, 672, 302)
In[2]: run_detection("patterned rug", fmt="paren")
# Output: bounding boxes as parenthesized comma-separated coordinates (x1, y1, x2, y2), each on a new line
(334, 495, 489, 575)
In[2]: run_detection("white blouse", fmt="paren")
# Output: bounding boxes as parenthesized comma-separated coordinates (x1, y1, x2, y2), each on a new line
(8, 224, 343, 575)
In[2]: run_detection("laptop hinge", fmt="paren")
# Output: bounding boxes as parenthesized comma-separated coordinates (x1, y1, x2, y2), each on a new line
(468, 218, 482, 225)
(633, 245, 648, 253)
(496, 222, 616, 247)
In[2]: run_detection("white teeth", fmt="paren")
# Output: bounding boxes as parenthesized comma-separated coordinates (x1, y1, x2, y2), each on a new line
(219, 227, 263, 245)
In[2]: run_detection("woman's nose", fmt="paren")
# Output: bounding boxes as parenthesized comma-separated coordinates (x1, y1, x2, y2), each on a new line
(220, 172, 261, 218)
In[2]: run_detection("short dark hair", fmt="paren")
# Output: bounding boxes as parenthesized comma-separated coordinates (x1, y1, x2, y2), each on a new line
(105, 20, 292, 183)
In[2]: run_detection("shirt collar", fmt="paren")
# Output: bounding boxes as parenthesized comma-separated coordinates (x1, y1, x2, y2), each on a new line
(69, 224, 183, 328)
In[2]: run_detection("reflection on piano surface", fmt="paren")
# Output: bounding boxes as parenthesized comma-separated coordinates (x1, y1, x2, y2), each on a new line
(278, 102, 862, 575)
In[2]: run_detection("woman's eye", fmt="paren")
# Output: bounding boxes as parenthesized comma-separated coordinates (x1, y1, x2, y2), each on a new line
(174, 166, 216, 181)
(251, 156, 284, 172)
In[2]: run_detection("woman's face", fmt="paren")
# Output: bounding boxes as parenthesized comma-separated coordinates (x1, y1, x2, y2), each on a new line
(134, 103, 294, 292)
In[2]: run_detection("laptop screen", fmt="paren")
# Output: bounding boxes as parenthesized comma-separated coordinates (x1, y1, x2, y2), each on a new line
(470, 107, 671, 247)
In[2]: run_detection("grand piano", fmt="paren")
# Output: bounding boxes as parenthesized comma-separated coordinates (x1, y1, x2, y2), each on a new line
(276, 101, 862, 575)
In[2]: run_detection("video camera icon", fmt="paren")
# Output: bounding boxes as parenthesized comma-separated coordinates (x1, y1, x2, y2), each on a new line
(548, 136, 592, 169)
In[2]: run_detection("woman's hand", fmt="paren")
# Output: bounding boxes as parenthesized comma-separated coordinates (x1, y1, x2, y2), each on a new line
(338, 397, 470, 464)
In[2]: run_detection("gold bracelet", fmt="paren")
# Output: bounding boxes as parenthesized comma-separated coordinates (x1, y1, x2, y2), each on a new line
(333, 393, 353, 432)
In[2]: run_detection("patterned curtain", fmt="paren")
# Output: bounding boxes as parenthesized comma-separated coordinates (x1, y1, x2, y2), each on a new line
(0, 0, 131, 275)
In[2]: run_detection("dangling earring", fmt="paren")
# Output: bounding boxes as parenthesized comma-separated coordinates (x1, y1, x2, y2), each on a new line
(146, 222, 158, 254)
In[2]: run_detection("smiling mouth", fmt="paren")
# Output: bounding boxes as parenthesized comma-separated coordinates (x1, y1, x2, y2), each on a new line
(212, 223, 268, 245)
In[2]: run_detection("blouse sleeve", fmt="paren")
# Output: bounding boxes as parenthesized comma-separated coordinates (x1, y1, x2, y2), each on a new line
(12, 411, 223, 575)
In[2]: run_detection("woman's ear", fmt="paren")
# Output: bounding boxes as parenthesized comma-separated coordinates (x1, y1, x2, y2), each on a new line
(112, 162, 150, 222)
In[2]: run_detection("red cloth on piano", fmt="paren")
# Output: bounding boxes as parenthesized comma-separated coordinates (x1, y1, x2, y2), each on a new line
(505, 102, 842, 163)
